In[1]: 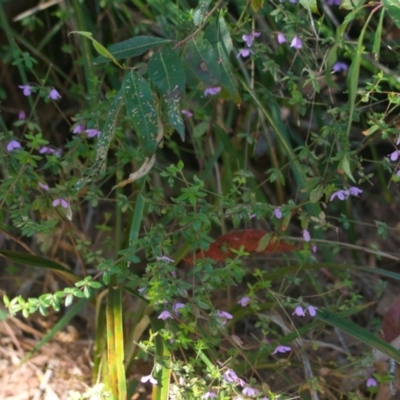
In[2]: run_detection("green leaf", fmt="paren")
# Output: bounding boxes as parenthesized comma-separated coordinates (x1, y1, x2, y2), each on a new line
(310, 184, 323, 203)
(338, 154, 355, 182)
(122, 70, 159, 156)
(251, 0, 264, 12)
(204, 14, 240, 102)
(148, 47, 186, 139)
(184, 34, 221, 87)
(383, 0, 400, 29)
(316, 309, 400, 363)
(75, 90, 124, 191)
(94, 36, 172, 64)
(193, 0, 212, 26)
(299, 0, 318, 14)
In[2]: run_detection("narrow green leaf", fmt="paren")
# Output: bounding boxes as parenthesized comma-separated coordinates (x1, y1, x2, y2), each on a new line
(94, 36, 172, 64)
(373, 8, 384, 60)
(316, 309, 400, 362)
(184, 35, 221, 87)
(204, 14, 240, 102)
(75, 90, 124, 191)
(193, 0, 212, 26)
(122, 71, 159, 156)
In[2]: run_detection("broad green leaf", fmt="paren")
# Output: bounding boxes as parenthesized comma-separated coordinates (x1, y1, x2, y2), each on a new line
(148, 47, 186, 93)
(75, 90, 124, 191)
(299, 0, 318, 14)
(338, 154, 355, 182)
(193, 0, 212, 26)
(69, 31, 122, 68)
(204, 14, 240, 102)
(94, 36, 172, 64)
(184, 35, 221, 87)
(0, 250, 78, 283)
(122, 71, 159, 156)
(317, 309, 400, 363)
(383, 0, 400, 29)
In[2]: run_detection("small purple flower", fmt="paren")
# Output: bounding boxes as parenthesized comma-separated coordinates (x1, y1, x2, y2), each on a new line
(389, 150, 400, 161)
(18, 111, 26, 120)
(223, 369, 240, 383)
(330, 190, 347, 201)
(173, 302, 185, 314)
(182, 109, 193, 117)
(237, 296, 250, 307)
(137, 287, 146, 293)
(19, 85, 32, 96)
(272, 345, 291, 355)
(366, 377, 377, 387)
(349, 186, 362, 196)
(312, 244, 317, 253)
(248, 213, 256, 219)
(52, 198, 69, 209)
(327, 0, 341, 5)
(204, 86, 221, 96)
(273, 207, 282, 219)
(397, 170, 400, 178)
(141, 374, 158, 385)
(158, 310, 173, 320)
(332, 61, 348, 72)
(242, 387, 260, 397)
(216, 310, 233, 320)
(242, 32, 261, 48)
(307, 305, 318, 317)
(7, 140, 22, 152)
(290, 36, 302, 50)
(202, 391, 217, 399)
(38, 182, 49, 191)
(396, 135, 400, 146)
(237, 48, 253, 58)
(39, 146, 54, 155)
(73, 124, 86, 134)
(86, 129, 101, 138)
(156, 255, 175, 263)
(54, 149, 62, 157)
(49, 88, 61, 100)
(277, 33, 287, 44)
(302, 229, 311, 242)
(293, 306, 306, 317)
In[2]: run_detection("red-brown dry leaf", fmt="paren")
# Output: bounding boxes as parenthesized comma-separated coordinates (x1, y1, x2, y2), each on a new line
(382, 294, 400, 343)
(186, 229, 298, 263)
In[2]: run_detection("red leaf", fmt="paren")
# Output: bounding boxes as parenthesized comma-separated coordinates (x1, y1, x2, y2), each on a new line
(186, 229, 298, 263)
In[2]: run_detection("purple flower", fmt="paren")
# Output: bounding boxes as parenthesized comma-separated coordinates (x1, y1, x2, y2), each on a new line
(39, 146, 54, 155)
(349, 186, 362, 196)
(312, 244, 317, 253)
(242, 32, 261, 47)
(389, 150, 400, 161)
(237, 296, 250, 307)
(202, 392, 217, 399)
(242, 387, 260, 397)
(54, 148, 62, 157)
(302, 229, 311, 242)
(330, 190, 347, 201)
(307, 305, 318, 317)
(223, 369, 243, 384)
(52, 198, 69, 209)
(18, 111, 26, 120)
(156, 255, 175, 263)
(272, 345, 291, 355)
(141, 374, 158, 385)
(366, 377, 377, 387)
(327, 0, 341, 5)
(49, 88, 61, 100)
(182, 109, 193, 117)
(38, 182, 49, 191)
(7, 140, 22, 152)
(397, 170, 400, 178)
(158, 310, 173, 320)
(277, 33, 287, 44)
(248, 213, 256, 219)
(173, 302, 185, 314)
(293, 306, 306, 316)
(332, 61, 348, 72)
(73, 124, 86, 134)
(204, 87, 221, 96)
(86, 129, 101, 138)
(396, 134, 400, 146)
(216, 310, 233, 320)
(237, 48, 253, 58)
(290, 36, 302, 50)
(19, 85, 32, 96)
(273, 207, 282, 219)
